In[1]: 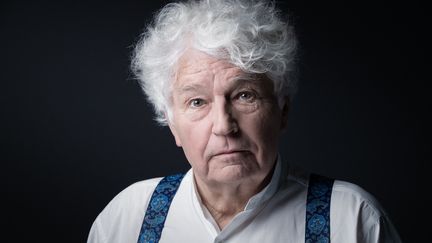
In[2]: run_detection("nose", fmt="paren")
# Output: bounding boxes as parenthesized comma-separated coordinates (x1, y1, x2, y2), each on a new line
(211, 98, 238, 136)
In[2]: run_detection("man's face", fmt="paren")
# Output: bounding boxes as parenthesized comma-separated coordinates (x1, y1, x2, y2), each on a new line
(169, 49, 287, 186)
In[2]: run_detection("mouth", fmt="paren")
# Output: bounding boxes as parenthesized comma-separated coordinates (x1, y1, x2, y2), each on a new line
(213, 150, 249, 157)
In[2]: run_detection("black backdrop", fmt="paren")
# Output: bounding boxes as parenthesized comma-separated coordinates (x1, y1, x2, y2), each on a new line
(1, 1, 427, 242)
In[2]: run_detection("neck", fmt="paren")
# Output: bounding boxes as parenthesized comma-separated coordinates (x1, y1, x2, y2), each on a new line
(194, 166, 275, 230)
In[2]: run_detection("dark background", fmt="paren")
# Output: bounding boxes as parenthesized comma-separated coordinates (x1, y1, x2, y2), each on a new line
(1, 1, 427, 242)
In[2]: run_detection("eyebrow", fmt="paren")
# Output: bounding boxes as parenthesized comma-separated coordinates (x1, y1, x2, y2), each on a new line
(175, 73, 260, 95)
(177, 83, 208, 94)
(231, 74, 259, 85)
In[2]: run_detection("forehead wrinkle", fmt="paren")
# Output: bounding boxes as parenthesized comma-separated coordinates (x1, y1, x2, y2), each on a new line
(181, 71, 258, 95)
(177, 62, 209, 77)
(177, 82, 209, 95)
(175, 65, 213, 95)
(215, 72, 260, 91)
(175, 50, 261, 96)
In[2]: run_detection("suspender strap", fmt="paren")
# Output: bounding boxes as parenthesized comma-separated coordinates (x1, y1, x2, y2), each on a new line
(137, 173, 185, 243)
(138, 172, 333, 242)
(305, 174, 335, 243)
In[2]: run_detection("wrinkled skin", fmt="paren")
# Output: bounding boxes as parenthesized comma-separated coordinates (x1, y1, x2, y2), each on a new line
(168, 49, 288, 190)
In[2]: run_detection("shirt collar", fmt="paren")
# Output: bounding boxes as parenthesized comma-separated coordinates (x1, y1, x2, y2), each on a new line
(243, 154, 284, 210)
(188, 154, 287, 235)
(191, 154, 285, 211)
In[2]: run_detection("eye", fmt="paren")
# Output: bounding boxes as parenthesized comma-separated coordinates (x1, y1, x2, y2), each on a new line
(236, 91, 257, 103)
(188, 98, 206, 108)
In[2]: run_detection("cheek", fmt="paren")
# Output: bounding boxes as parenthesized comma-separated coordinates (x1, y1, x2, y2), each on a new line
(177, 118, 212, 162)
(242, 107, 282, 154)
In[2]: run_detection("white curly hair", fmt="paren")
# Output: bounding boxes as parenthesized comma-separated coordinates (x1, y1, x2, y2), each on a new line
(131, 0, 298, 125)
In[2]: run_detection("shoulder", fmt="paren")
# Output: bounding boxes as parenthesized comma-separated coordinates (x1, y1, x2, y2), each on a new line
(87, 177, 164, 243)
(284, 165, 401, 242)
(99, 177, 164, 221)
(330, 179, 402, 242)
(285, 164, 386, 219)
(332, 180, 382, 208)
(287, 168, 387, 220)
(111, 177, 163, 206)
(331, 179, 385, 219)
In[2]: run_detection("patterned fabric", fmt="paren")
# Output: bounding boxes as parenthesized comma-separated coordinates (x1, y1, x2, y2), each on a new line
(305, 174, 335, 243)
(137, 172, 334, 243)
(137, 173, 185, 243)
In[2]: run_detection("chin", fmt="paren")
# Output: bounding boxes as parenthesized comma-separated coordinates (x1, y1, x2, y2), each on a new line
(214, 164, 255, 183)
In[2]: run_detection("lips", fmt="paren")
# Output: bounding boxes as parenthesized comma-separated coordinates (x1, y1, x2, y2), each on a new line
(213, 150, 249, 157)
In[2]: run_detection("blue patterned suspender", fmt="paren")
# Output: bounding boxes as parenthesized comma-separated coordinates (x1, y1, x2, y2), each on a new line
(137, 173, 185, 243)
(305, 174, 335, 243)
(137, 173, 334, 243)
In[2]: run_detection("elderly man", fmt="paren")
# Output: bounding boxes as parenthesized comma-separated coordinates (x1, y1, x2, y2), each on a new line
(87, 0, 402, 242)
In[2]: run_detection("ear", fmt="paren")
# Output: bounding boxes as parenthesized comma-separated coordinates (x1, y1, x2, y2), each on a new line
(168, 120, 182, 147)
(280, 98, 290, 130)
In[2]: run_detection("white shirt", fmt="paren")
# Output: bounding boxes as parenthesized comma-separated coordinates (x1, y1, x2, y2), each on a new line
(87, 158, 402, 243)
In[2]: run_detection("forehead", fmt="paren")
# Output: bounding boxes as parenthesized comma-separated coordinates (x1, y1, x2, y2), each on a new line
(172, 49, 273, 95)
(175, 50, 243, 80)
